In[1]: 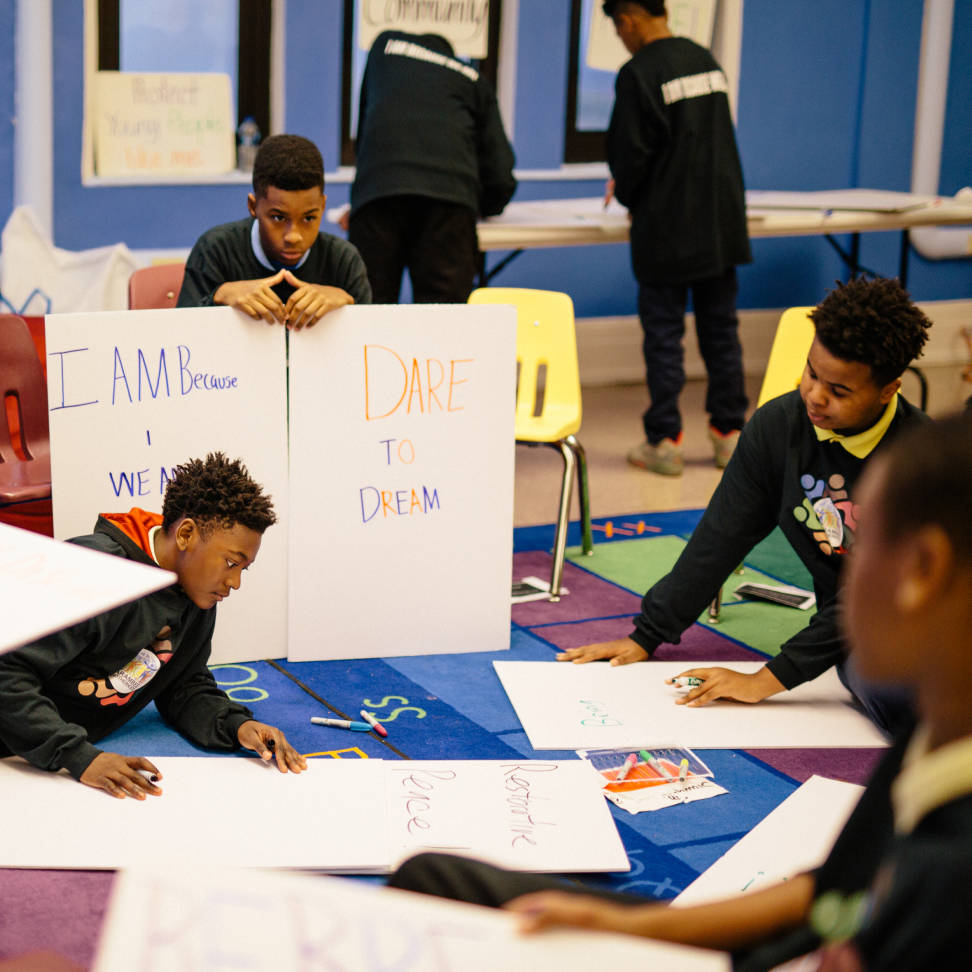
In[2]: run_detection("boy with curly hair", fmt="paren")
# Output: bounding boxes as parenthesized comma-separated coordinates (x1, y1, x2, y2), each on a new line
(561, 277, 931, 735)
(178, 134, 371, 328)
(0, 453, 306, 799)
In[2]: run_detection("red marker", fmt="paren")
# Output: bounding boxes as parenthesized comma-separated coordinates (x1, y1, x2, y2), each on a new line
(360, 710, 388, 737)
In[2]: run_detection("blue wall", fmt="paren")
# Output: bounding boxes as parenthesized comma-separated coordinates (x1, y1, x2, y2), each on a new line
(0, 0, 969, 314)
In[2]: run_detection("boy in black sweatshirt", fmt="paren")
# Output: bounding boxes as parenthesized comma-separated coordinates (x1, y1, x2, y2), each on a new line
(561, 277, 931, 736)
(0, 453, 306, 799)
(178, 135, 371, 327)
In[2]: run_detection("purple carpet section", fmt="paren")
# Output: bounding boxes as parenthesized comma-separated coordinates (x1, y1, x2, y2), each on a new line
(744, 748, 885, 786)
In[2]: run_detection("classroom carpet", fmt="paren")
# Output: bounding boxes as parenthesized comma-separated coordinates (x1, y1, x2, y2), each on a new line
(0, 512, 885, 968)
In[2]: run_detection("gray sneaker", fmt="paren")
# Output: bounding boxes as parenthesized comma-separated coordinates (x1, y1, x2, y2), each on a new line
(708, 426, 740, 469)
(627, 437, 684, 476)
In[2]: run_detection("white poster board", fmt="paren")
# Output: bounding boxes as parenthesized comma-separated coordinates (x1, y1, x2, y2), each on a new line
(94, 72, 236, 177)
(358, 0, 491, 58)
(0, 522, 176, 654)
(45, 307, 288, 664)
(288, 304, 516, 661)
(673, 776, 864, 907)
(493, 662, 890, 750)
(95, 866, 730, 972)
(385, 761, 629, 872)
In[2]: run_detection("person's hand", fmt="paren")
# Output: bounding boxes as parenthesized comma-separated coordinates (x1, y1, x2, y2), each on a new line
(603, 178, 616, 208)
(237, 720, 307, 773)
(557, 638, 649, 666)
(667, 666, 785, 707)
(79, 753, 163, 800)
(280, 270, 354, 330)
(506, 891, 659, 937)
(214, 271, 288, 324)
(338, 209, 351, 232)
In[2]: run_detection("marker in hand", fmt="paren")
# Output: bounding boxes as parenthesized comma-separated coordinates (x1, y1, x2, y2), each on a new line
(360, 710, 388, 738)
(311, 717, 372, 732)
(668, 676, 704, 688)
(614, 752, 638, 782)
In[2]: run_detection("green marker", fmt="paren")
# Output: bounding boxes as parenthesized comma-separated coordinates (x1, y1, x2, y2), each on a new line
(640, 750, 673, 781)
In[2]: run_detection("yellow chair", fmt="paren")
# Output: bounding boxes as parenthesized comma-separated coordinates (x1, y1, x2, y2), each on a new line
(469, 287, 593, 600)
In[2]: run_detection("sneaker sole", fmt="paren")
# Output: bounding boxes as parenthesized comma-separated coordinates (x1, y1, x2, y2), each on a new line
(627, 456, 684, 476)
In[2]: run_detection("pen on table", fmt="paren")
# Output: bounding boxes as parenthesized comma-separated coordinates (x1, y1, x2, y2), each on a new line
(679, 758, 689, 783)
(360, 710, 388, 737)
(311, 717, 372, 732)
(640, 750, 674, 781)
(614, 752, 638, 782)
(669, 676, 704, 688)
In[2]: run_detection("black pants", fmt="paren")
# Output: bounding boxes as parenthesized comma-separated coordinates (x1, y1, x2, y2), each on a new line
(638, 267, 748, 444)
(348, 195, 480, 304)
(836, 659, 914, 739)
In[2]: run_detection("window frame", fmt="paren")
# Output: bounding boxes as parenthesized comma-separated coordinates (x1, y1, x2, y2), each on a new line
(564, 0, 610, 163)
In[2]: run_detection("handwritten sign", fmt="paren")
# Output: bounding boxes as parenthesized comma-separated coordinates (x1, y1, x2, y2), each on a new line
(287, 304, 516, 662)
(384, 761, 630, 872)
(94, 72, 235, 177)
(45, 307, 288, 665)
(358, 0, 491, 58)
(0, 522, 176, 654)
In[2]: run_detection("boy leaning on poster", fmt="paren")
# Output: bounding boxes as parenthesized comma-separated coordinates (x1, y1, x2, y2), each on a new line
(178, 134, 371, 329)
(0, 453, 306, 799)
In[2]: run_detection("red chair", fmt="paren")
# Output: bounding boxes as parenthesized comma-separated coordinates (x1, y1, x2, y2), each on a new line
(0, 315, 51, 503)
(128, 263, 186, 310)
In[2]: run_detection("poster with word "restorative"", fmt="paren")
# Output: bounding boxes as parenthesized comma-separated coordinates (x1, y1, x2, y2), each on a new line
(45, 307, 288, 665)
(288, 304, 516, 661)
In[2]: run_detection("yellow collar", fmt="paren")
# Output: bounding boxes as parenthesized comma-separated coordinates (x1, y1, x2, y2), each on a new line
(813, 394, 898, 459)
(891, 724, 972, 835)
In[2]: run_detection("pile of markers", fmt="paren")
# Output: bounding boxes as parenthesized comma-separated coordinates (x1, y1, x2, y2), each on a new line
(311, 709, 388, 738)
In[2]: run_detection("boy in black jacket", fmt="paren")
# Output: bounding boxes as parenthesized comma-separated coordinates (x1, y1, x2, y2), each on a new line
(178, 135, 371, 328)
(0, 453, 306, 799)
(390, 413, 972, 972)
(561, 278, 931, 736)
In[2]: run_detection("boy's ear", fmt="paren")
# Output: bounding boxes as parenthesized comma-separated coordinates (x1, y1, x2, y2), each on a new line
(247, 193, 258, 218)
(175, 518, 197, 552)
(878, 376, 902, 405)
(894, 525, 954, 613)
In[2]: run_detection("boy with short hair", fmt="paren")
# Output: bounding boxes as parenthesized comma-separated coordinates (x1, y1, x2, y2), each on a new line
(178, 134, 371, 329)
(0, 453, 306, 799)
(561, 277, 931, 735)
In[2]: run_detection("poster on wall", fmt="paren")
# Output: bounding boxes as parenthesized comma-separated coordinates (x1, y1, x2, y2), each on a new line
(45, 307, 288, 665)
(288, 304, 516, 662)
(93, 72, 236, 178)
(357, 0, 491, 58)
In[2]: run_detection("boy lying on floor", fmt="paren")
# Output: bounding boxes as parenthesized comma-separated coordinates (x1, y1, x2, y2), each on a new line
(0, 453, 306, 799)
(561, 276, 931, 736)
(389, 413, 972, 972)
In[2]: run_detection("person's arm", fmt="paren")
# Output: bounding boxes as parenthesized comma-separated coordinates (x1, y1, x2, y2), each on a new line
(475, 81, 517, 218)
(605, 67, 664, 209)
(177, 241, 232, 308)
(764, 598, 844, 690)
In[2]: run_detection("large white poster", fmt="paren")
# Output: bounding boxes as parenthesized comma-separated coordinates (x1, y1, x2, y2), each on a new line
(358, 0, 491, 58)
(45, 307, 288, 664)
(288, 304, 516, 661)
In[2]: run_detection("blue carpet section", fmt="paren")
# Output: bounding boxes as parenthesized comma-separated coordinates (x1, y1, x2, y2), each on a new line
(513, 510, 706, 553)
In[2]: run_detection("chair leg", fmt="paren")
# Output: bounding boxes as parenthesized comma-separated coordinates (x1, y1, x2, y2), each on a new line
(548, 440, 576, 601)
(707, 586, 723, 624)
(565, 434, 593, 556)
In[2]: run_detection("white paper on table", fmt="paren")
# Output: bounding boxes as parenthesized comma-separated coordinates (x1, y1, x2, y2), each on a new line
(607, 779, 729, 815)
(745, 189, 937, 213)
(0, 522, 176, 654)
(94, 865, 730, 972)
(672, 776, 865, 907)
(493, 661, 890, 750)
(0, 756, 388, 872)
(384, 760, 629, 873)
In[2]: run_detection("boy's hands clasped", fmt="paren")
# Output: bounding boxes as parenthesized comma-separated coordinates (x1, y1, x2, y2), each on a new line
(215, 269, 353, 330)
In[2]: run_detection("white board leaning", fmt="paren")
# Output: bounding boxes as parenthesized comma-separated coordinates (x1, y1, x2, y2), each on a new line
(0, 522, 176, 655)
(288, 304, 516, 662)
(45, 307, 288, 664)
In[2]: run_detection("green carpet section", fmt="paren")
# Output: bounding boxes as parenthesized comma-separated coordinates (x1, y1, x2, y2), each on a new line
(743, 527, 814, 589)
(568, 535, 815, 657)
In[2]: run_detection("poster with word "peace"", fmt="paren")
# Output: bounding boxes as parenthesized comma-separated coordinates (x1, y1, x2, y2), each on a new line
(288, 304, 516, 661)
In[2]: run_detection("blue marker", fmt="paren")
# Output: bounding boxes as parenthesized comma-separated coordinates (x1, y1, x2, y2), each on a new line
(311, 717, 372, 732)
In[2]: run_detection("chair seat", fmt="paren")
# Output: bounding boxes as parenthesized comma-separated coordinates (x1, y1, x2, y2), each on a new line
(515, 406, 582, 443)
(0, 455, 52, 503)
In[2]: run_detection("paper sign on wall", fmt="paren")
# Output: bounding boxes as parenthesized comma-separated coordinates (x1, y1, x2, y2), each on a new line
(94, 72, 236, 177)
(287, 304, 516, 662)
(45, 307, 288, 664)
(358, 0, 491, 58)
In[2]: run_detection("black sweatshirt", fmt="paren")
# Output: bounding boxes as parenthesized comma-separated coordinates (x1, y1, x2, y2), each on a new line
(606, 36, 751, 286)
(351, 31, 517, 218)
(629, 391, 928, 689)
(0, 517, 253, 779)
(177, 218, 373, 308)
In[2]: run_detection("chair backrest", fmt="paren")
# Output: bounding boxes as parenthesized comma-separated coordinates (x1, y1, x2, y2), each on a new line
(757, 307, 816, 408)
(468, 287, 582, 442)
(128, 263, 186, 310)
(0, 315, 50, 462)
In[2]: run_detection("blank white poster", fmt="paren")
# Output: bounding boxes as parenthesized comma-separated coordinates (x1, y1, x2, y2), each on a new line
(288, 304, 516, 661)
(95, 866, 730, 972)
(0, 756, 388, 871)
(45, 308, 288, 664)
(384, 760, 629, 873)
(493, 661, 890, 750)
(673, 776, 864, 907)
(0, 522, 176, 654)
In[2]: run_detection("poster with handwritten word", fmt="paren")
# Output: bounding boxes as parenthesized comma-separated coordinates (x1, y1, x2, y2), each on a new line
(384, 761, 629, 873)
(358, 0, 491, 58)
(287, 304, 516, 661)
(0, 522, 176, 655)
(45, 307, 288, 664)
(94, 72, 235, 177)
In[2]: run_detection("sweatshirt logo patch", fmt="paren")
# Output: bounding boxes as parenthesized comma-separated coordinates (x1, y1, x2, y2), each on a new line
(661, 70, 729, 106)
(77, 627, 173, 707)
(792, 473, 859, 556)
(108, 649, 161, 694)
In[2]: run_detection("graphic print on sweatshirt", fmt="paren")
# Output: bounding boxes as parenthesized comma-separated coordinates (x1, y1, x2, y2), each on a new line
(792, 473, 860, 556)
(77, 626, 174, 707)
